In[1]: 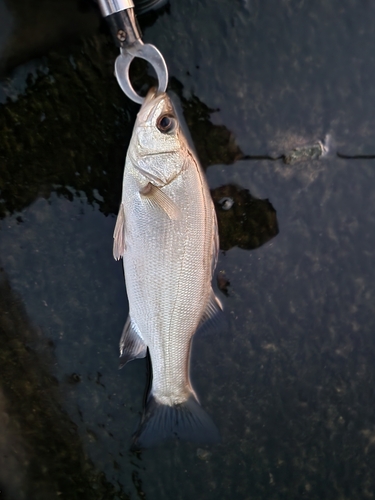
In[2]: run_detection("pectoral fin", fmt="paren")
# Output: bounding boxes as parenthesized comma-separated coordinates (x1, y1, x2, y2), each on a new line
(113, 203, 126, 260)
(140, 183, 181, 220)
(119, 316, 147, 369)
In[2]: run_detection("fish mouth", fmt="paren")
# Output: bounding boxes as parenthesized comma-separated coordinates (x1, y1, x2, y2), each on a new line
(144, 87, 158, 104)
(137, 88, 174, 124)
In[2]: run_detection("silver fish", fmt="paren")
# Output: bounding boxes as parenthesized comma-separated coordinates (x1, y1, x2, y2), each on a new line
(113, 89, 222, 448)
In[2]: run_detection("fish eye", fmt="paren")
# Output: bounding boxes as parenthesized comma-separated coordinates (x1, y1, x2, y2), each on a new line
(157, 114, 176, 133)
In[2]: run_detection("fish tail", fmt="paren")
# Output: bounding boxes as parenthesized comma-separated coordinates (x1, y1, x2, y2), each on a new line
(131, 393, 220, 449)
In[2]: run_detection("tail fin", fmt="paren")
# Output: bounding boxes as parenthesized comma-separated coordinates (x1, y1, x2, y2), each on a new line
(131, 394, 220, 449)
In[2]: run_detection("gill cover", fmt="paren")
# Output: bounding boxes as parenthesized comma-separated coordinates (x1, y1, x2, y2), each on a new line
(132, 90, 187, 186)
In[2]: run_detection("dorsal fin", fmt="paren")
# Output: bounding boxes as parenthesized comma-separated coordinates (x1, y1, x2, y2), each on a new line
(113, 203, 126, 260)
(211, 208, 220, 277)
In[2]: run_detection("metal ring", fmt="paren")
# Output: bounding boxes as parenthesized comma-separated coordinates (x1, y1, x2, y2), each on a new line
(115, 40, 168, 104)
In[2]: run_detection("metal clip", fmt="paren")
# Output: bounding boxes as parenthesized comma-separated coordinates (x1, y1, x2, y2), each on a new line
(97, 0, 168, 104)
(115, 40, 168, 104)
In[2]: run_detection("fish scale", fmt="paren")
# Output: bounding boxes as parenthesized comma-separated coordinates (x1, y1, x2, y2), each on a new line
(114, 89, 222, 447)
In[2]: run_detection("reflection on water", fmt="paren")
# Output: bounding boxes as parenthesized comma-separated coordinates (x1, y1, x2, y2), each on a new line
(1, 0, 375, 498)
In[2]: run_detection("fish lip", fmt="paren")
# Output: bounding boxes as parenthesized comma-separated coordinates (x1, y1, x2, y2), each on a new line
(137, 88, 174, 124)
(144, 87, 158, 103)
(139, 88, 162, 119)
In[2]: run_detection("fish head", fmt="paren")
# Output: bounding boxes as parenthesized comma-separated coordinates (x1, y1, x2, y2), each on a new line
(129, 89, 187, 187)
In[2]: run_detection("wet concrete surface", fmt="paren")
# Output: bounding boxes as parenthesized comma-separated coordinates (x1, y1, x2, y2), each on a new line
(1, 0, 375, 499)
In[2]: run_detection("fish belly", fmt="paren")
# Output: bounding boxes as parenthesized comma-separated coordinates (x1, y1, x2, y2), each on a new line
(123, 163, 214, 402)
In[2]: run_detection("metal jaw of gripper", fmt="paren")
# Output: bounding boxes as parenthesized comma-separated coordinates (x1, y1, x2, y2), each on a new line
(97, 0, 168, 104)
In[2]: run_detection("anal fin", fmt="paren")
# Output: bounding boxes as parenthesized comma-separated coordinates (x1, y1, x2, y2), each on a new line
(119, 316, 147, 369)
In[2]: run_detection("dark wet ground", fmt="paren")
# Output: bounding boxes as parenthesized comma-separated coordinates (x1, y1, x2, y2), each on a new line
(1, 0, 375, 498)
